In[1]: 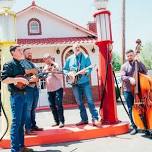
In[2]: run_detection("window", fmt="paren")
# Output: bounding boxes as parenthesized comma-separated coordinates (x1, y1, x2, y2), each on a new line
(38, 66, 46, 90)
(28, 18, 42, 35)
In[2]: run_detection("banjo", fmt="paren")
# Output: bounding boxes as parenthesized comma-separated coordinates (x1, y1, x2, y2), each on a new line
(66, 64, 96, 85)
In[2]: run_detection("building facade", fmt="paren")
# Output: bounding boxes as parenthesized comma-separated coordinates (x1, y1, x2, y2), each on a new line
(16, 1, 100, 107)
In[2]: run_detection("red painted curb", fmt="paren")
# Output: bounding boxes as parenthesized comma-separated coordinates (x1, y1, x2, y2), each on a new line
(0, 122, 129, 149)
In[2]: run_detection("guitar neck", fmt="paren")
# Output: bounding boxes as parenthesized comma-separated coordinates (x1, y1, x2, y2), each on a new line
(75, 65, 94, 76)
(134, 61, 139, 94)
(45, 70, 64, 75)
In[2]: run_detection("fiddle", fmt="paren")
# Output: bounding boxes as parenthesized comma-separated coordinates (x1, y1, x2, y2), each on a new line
(15, 69, 64, 89)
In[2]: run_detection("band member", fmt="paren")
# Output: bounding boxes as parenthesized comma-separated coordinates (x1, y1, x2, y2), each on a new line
(121, 49, 147, 135)
(43, 54, 65, 128)
(63, 43, 99, 126)
(23, 48, 43, 135)
(1, 45, 33, 152)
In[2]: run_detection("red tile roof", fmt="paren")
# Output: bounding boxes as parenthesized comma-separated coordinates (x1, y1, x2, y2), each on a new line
(87, 22, 97, 33)
(17, 37, 96, 45)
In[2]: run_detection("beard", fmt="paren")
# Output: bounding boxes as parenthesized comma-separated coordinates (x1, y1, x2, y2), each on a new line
(26, 55, 32, 61)
(128, 58, 134, 62)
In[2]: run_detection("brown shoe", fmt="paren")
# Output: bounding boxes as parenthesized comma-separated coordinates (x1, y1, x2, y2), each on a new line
(76, 121, 88, 126)
(31, 126, 43, 131)
(21, 147, 34, 152)
(25, 130, 37, 135)
(51, 123, 59, 127)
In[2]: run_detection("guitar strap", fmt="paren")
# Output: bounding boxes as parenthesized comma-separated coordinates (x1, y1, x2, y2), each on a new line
(76, 53, 82, 71)
(76, 53, 83, 80)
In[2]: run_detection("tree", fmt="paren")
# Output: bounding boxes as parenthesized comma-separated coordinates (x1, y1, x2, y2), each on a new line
(112, 52, 121, 71)
(141, 42, 152, 70)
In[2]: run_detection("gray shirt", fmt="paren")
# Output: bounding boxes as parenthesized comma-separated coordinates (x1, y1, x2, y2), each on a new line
(120, 61, 147, 92)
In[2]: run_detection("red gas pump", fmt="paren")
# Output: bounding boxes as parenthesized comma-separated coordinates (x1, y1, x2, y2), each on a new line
(94, 0, 119, 124)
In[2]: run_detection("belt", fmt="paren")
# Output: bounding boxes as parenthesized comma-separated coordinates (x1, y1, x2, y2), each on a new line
(11, 91, 26, 95)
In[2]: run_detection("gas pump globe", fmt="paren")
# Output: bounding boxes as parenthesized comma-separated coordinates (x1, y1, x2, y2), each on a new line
(94, 0, 112, 42)
(0, 0, 16, 41)
(94, 0, 108, 10)
(0, 0, 15, 8)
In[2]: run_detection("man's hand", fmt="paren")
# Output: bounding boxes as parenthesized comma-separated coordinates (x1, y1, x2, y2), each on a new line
(129, 77, 136, 85)
(67, 71, 75, 79)
(29, 75, 39, 83)
(78, 69, 86, 75)
(14, 77, 29, 85)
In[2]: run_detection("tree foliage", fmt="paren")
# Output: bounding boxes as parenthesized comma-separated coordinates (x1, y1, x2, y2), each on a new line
(112, 52, 121, 71)
(141, 42, 152, 70)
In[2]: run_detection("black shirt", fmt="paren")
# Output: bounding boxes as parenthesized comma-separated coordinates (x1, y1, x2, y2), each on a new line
(1, 58, 27, 93)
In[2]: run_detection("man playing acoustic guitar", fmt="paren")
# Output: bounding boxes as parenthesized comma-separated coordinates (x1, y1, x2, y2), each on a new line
(63, 43, 99, 126)
(23, 48, 43, 135)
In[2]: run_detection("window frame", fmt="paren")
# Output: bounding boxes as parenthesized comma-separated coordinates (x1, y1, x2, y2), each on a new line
(28, 18, 42, 35)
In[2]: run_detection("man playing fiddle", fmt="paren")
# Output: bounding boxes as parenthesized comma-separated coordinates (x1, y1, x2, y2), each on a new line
(43, 54, 65, 128)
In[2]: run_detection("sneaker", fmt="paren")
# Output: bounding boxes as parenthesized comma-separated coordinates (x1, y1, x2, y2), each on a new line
(76, 121, 88, 126)
(20, 147, 34, 152)
(130, 128, 138, 135)
(31, 126, 43, 131)
(59, 122, 64, 128)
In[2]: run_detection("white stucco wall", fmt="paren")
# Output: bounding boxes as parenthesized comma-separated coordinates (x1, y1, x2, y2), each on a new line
(16, 8, 90, 39)
(29, 44, 99, 87)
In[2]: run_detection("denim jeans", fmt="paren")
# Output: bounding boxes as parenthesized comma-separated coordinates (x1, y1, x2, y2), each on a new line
(48, 88, 64, 124)
(123, 91, 137, 129)
(72, 82, 98, 122)
(25, 86, 39, 131)
(10, 92, 27, 152)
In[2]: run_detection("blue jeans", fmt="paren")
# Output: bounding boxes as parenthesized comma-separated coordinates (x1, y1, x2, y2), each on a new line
(48, 88, 64, 124)
(72, 82, 98, 122)
(123, 91, 137, 129)
(10, 92, 27, 152)
(25, 86, 39, 131)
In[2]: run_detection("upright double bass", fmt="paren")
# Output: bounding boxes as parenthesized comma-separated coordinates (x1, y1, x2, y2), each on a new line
(132, 39, 152, 135)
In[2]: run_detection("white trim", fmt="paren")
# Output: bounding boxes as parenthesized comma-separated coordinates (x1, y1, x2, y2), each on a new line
(17, 5, 97, 37)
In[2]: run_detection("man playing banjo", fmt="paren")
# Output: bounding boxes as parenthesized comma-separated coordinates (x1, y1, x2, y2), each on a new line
(63, 43, 99, 126)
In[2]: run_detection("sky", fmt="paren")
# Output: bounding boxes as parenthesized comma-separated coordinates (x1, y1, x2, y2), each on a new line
(9, 0, 152, 53)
